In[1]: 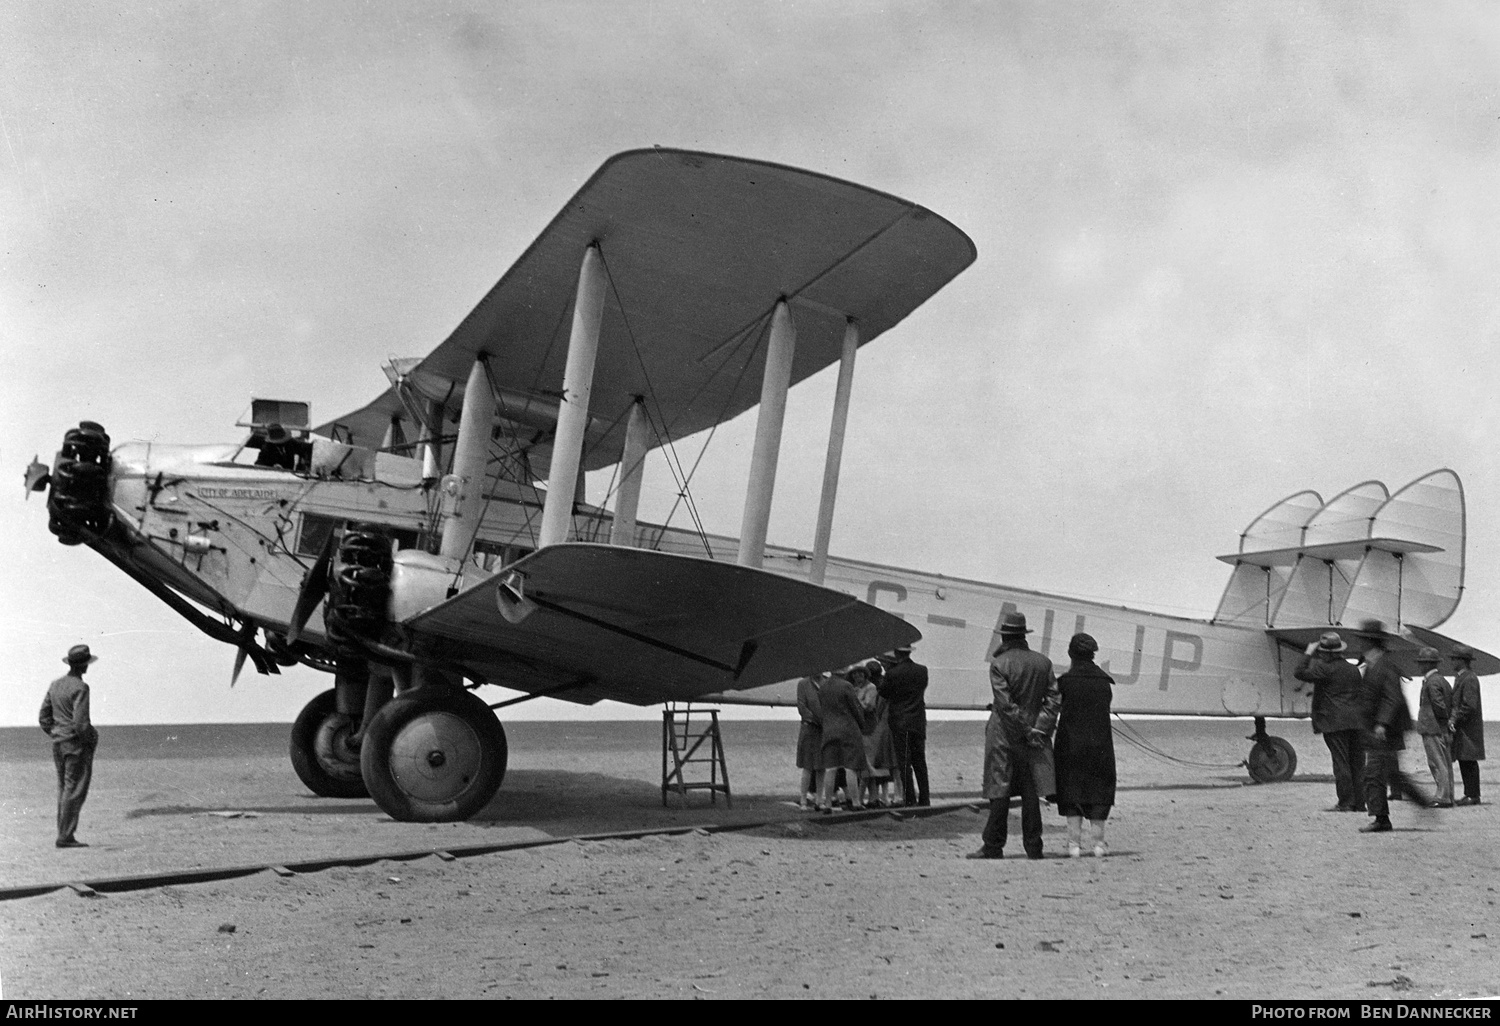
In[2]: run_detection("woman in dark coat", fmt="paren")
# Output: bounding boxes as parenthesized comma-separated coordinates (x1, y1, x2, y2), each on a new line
(818, 668, 870, 813)
(1054, 633, 1117, 857)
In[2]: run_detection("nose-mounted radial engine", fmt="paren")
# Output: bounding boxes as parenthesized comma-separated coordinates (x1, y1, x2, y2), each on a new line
(46, 421, 114, 545)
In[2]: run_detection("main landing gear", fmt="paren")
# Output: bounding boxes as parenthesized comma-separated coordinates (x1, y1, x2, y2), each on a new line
(1245, 716, 1298, 783)
(289, 689, 369, 799)
(290, 682, 508, 821)
(361, 686, 508, 822)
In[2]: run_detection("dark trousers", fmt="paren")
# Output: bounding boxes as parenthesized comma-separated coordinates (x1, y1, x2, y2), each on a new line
(1363, 744, 1425, 820)
(1458, 760, 1481, 801)
(893, 729, 929, 805)
(981, 755, 1043, 858)
(1323, 729, 1365, 809)
(53, 745, 94, 843)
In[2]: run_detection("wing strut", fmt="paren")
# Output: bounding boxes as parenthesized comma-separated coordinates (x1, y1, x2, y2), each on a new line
(737, 299, 797, 567)
(609, 398, 650, 547)
(809, 319, 859, 585)
(538, 243, 606, 548)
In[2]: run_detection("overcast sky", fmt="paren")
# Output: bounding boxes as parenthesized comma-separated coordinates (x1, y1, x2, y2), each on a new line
(2, 1, 1498, 727)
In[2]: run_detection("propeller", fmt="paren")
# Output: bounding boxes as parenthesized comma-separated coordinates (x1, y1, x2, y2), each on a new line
(23, 457, 49, 498)
(230, 622, 280, 686)
(232, 640, 250, 687)
(286, 530, 337, 645)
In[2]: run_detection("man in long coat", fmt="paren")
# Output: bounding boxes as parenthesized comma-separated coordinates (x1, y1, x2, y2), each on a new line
(1293, 631, 1366, 811)
(878, 645, 930, 807)
(969, 612, 1060, 860)
(1414, 647, 1454, 807)
(1355, 621, 1427, 833)
(1449, 645, 1485, 806)
(40, 644, 101, 848)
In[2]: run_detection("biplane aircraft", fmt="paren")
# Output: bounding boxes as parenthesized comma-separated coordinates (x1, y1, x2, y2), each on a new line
(26, 149, 1495, 822)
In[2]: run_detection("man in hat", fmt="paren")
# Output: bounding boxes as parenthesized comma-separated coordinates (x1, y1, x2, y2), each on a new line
(39, 644, 101, 848)
(969, 612, 1060, 859)
(1414, 647, 1455, 808)
(1354, 621, 1427, 833)
(1449, 645, 1485, 805)
(1294, 631, 1366, 811)
(878, 644, 930, 807)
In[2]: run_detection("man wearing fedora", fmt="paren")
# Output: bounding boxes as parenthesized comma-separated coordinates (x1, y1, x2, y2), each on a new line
(1354, 620, 1428, 833)
(1414, 646, 1455, 808)
(39, 644, 101, 848)
(970, 612, 1060, 859)
(1294, 631, 1366, 812)
(878, 644, 930, 807)
(1449, 645, 1485, 805)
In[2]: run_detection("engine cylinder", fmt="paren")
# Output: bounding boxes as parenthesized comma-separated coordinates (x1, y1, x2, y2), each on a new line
(48, 421, 114, 544)
(326, 523, 393, 644)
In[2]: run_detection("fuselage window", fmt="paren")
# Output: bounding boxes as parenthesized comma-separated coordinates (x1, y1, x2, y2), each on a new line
(299, 514, 419, 557)
(473, 539, 534, 571)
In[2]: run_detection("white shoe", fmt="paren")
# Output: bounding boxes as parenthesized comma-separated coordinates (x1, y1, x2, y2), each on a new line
(1092, 842, 1109, 858)
(1067, 842, 1082, 858)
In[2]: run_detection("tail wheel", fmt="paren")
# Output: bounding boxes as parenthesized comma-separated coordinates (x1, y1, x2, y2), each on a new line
(1247, 735, 1298, 783)
(360, 687, 507, 822)
(289, 689, 369, 799)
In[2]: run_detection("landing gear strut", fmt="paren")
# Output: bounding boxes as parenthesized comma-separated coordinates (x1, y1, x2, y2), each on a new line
(360, 685, 508, 822)
(1246, 716, 1298, 783)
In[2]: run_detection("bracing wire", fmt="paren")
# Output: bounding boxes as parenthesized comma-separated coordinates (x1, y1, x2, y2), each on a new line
(593, 245, 743, 556)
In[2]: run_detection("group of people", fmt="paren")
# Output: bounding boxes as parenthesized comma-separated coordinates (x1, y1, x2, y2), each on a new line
(794, 613, 1120, 861)
(1295, 618, 1486, 833)
(795, 645, 930, 812)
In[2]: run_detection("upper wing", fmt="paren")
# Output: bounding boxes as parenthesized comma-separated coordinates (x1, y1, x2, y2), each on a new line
(402, 544, 921, 705)
(314, 149, 976, 477)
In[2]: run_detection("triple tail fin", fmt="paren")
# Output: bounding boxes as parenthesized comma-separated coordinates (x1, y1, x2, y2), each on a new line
(1212, 469, 1465, 632)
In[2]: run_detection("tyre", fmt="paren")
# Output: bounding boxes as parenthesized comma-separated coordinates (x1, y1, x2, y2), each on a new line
(1246, 735, 1298, 783)
(360, 687, 507, 822)
(289, 689, 369, 799)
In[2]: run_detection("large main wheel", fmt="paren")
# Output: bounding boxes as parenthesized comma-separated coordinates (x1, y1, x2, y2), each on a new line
(1247, 735, 1298, 783)
(289, 689, 369, 799)
(360, 687, 507, 822)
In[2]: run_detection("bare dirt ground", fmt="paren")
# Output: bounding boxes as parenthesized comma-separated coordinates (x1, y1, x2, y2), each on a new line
(1, 719, 1497, 1000)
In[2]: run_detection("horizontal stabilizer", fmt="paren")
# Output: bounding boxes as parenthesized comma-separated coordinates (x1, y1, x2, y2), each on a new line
(1405, 626, 1500, 677)
(1269, 625, 1498, 677)
(403, 544, 920, 704)
(1216, 537, 1442, 568)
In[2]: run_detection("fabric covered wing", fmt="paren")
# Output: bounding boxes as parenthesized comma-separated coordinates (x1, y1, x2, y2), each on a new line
(403, 544, 922, 704)
(314, 149, 975, 477)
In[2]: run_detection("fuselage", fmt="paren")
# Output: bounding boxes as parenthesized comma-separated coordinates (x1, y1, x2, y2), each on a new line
(99, 439, 1304, 717)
